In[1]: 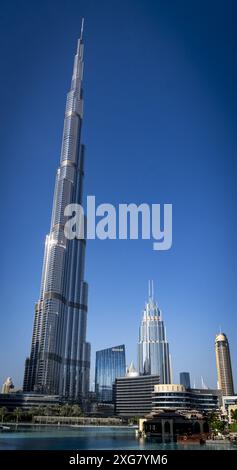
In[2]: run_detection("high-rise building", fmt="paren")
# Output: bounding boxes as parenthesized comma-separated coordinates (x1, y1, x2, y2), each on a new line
(1, 377, 14, 394)
(138, 281, 171, 383)
(215, 332, 234, 396)
(95, 345, 126, 402)
(180, 372, 191, 389)
(115, 374, 160, 418)
(23, 19, 90, 400)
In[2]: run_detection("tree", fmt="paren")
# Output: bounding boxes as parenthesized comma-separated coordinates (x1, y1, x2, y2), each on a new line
(231, 409, 237, 423)
(36, 406, 46, 416)
(0, 407, 7, 424)
(71, 405, 82, 417)
(60, 404, 72, 417)
(13, 407, 22, 424)
(27, 407, 40, 418)
(44, 405, 53, 417)
(208, 412, 225, 433)
(128, 416, 139, 425)
(48, 405, 61, 416)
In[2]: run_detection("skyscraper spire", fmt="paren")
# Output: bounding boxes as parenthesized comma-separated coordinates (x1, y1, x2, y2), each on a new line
(201, 376, 208, 389)
(23, 24, 90, 401)
(138, 282, 171, 382)
(80, 17, 84, 39)
(148, 280, 154, 302)
(148, 280, 151, 300)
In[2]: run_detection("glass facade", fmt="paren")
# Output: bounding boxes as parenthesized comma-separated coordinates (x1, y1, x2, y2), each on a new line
(180, 372, 191, 389)
(138, 282, 171, 383)
(23, 21, 90, 400)
(152, 385, 221, 412)
(95, 345, 126, 402)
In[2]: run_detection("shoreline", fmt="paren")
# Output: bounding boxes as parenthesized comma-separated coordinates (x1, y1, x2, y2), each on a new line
(2, 422, 137, 428)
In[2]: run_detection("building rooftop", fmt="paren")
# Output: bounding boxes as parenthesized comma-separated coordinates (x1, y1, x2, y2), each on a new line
(215, 333, 227, 342)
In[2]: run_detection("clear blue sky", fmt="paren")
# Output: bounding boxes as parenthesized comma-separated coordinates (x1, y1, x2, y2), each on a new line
(0, 0, 236, 391)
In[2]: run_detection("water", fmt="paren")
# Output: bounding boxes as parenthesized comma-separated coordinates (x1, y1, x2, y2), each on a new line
(0, 425, 235, 450)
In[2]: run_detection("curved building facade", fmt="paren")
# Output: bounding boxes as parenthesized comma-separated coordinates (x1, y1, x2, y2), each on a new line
(138, 282, 171, 383)
(152, 384, 220, 412)
(215, 333, 234, 396)
(23, 21, 90, 400)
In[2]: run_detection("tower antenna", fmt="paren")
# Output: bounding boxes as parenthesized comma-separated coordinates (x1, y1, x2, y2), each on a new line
(80, 17, 84, 40)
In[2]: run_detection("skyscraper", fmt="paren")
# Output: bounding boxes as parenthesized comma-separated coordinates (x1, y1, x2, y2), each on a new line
(95, 345, 126, 402)
(23, 19, 90, 400)
(180, 372, 191, 389)
(215, 332, 234, 396)
(138, 281, 171, 383)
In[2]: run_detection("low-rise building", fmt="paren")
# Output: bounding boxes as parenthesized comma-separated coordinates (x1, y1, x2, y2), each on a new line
(222, 395, 237, 423)
(152, 384, 221, 412)
(0, 392, 60, 411)
(139, 409, 209, 443)
(228, 404, 237, 424)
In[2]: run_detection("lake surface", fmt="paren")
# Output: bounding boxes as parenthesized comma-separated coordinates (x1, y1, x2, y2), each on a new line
(0, 425, 235, 450)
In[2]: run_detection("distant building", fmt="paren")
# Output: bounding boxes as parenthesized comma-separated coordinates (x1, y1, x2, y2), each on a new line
(227, 404, 237, 424)
(126, 361, 139, 378)
(95, 345, 126, 402)
(222, 395, 237, 423)
(180, 372, 191, 389)
(1, 377, 14, 394)
(115, 374, 160, 417)
(152, 384, 221, 412)
(215, 333, 234, 396)
(0, 393, 60, 411)
(89, 402, 115, 417)
(138, 281, 171, 383)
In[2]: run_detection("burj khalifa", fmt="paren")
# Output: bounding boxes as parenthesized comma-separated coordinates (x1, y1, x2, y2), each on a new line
(23, 19, 90, 400)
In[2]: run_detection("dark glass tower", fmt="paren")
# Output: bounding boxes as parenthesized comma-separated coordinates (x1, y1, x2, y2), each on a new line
(180, 372, 191, 389)
(23, 20, 90, 400)
(138, 281, 171, 383)
(95, 345, 126, 402)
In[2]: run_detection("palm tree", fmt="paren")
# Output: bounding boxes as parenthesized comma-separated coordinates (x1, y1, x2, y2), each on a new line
(60, 404, 72, 417)
(49, 404, 60, 416)
(0, 407, 7, 424)
(37, 406, 46, 416)
(13, 407, 22, 424)
(71, 405, 82, 417)
(44, 405, 52, 417)
(28, 407, 39, 419)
